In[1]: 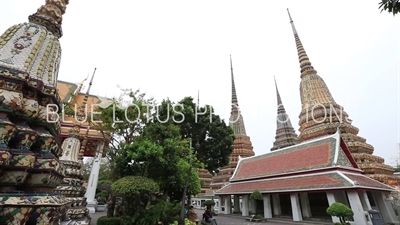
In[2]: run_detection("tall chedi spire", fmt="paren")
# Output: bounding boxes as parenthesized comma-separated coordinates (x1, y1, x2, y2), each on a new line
(0, 1, 70, 224)
(271, 77, 299, 151)
(287, 9, 396, 185)
(210, 55, 254, 191)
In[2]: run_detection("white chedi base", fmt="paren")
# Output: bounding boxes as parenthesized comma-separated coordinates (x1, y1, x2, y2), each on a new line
(86, 200, 98, 214)
(96, 204, 107, 212)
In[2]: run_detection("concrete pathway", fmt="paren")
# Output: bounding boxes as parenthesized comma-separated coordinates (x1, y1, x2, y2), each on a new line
(89, 211, 107, 225)
(89, 209, 332, 225)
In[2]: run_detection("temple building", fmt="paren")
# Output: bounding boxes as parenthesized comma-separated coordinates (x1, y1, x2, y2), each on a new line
(286, 10, 397, 186)
(209, 56, 255, 192)
(215, 130, 399, 224)
(271, 77, 299, 151)
(213, 9, 399, 224)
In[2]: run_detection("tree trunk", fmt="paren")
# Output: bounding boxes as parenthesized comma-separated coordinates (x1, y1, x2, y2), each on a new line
(179, 167, 192, 225)
(107, 194, 116, 217)
(107, 157, 117, 217)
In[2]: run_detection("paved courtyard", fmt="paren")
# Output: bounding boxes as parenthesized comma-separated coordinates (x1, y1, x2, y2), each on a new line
(89, 209, 332, 225)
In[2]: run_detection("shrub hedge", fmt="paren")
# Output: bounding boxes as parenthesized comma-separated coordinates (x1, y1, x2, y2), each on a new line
(96, 216, 121, 225)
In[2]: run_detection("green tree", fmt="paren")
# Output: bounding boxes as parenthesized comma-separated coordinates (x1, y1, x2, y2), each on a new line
(152, 97, 234, 225)
(250, 190, 263, 216)
(326, 202, 354, 224)
(111, 176, 159, 225)
(379, 0, 399, 15)
(91, 88, 157, 217)
(155, 97, 235, 174)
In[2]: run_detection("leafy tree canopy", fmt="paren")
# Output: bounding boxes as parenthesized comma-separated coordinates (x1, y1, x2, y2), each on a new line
(155, 97, 235, 174)
(326, 202, 354, 223)
(250, 190, 263, 201)
(379, 0, 399, 15)
(112, 176, 159, 197)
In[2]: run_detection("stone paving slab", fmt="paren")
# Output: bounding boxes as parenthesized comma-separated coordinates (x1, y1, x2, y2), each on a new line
(89, 211, 107, 225)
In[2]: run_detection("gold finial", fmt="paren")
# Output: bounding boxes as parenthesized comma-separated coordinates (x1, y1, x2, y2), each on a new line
(28, 0, 70, 38)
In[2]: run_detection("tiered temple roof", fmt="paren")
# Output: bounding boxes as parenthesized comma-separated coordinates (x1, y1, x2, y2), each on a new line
(287, 9, 397, 185)
(56, 79, 109, 157)
(271, 77, 299, 151)
(209, 56, 255, 192)
(216, 131, 394, 195)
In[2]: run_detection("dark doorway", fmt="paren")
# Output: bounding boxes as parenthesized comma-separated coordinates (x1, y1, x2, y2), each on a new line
(308, 192, 330, 219)
(280, 194, 292, 216)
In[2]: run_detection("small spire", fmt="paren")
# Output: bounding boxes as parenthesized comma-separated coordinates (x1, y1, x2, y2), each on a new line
(228, 55, 247, 136)
(273, 76, 283, 106)
(287, 9, 317, 78)
(273, 76, 286, 114)
(197, 90, 200, 106)
(72, 68, 96, 136)
(271, 76, 299, 151)
(28, 0, 70, 38)
(79, 68, 96, 115)
(230, 55, 238, 106)
(85, 68, 96, 95)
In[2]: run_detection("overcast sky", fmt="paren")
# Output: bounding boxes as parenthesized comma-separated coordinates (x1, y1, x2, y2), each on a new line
(1, 0, 399, 166)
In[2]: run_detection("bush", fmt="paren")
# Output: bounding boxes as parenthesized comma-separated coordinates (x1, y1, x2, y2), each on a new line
(97, 216, 121, 225)
(170, 218, 197, 225)
(250, 190, 263, 201)
(254, 215, 262, 219)
(326, 202, 353, 224)
(203, 200, 215, 206)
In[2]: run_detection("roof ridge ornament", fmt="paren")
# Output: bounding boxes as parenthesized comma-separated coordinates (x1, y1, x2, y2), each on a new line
(28, 0, 70, 38)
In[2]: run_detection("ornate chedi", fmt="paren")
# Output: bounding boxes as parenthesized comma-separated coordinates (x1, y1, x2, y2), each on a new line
(271, 77, 299, 151)
(0, 0, 70, 224)
(210, 56, 255, 191)
(197, 169, 213, 196)
(287, 9, 397, 185)
(55, 73, 96, 225)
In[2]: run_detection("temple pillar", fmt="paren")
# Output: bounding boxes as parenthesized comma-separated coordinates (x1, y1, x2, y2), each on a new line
(263, 194, 272, 219)
(234, 195, 240, 213)
(224, 195, 232, 214)
(336, 191, 350, 206)
(218, 196, 223, 214)
(290, 193, 302, 221)
(347, 190, 368, 225)
(84, 141, 104, 214)
(326, 192, 341, 223)
(373, 192, 399, 225)
(249, 199, 256, 214)
(358, 190, 372, 211)
(242, 195, 249, 217)
(272, 194, 281, 216)
(299, 193, 312, 218)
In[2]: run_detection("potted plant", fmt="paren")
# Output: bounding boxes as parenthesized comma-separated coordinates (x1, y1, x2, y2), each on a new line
(96, 197, 108, 212)
(250, 190, 263, 217)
